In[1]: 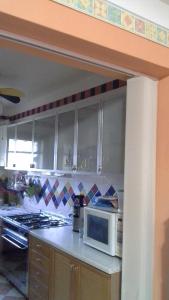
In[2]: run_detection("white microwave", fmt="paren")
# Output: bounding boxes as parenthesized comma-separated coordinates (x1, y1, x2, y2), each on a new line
(83, 207, 123, 257)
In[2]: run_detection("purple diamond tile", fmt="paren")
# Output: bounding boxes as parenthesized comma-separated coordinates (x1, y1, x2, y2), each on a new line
(45, 193, 52, 206)
(53, 179, 59, 189)
(105, 185, 116, 196)
(95, 191, 101, 197)
(91, 184, 98, 195)
(40, 179, 49, 196)
(54, 196, 62, 208)
(71, 193, 76, 202)
(52, 195, 57, 203)
(53, 198, 59, 209)
(62, 197, 68, 206)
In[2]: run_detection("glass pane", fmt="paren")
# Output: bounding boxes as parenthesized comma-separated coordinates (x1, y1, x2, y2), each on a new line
(102, 97, 126, 174)
(7, 153, 16, 168)
(77, 104, 98, 172)
(16, 122, 33, 152)
(15, 153, 33, 170)
(7, 127, 16, 167)
(57, 111, 74, 171)
(87, 215, 108, 244)
(33, 116, 55, 169)
(7, 126, 15, 152)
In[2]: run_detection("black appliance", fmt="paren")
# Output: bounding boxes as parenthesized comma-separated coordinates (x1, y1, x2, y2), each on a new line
(0, 212, 71, 298)
(72, 195, 85, 232)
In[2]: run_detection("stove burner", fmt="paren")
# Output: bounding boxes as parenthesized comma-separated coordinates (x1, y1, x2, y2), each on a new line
(4, 213, 71, 230)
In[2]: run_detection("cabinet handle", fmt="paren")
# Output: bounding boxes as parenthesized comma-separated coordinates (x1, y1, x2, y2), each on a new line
(70, 264, 75, 271)
(70, 264, 79, 272)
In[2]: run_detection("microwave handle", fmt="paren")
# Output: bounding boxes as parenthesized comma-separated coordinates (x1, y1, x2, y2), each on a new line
(1, 234, 28, 250)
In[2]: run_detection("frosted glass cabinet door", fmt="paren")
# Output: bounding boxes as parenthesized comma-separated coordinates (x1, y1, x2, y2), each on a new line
(33, 116, 55, 169)
(102, 96, 126, 174)
(57, 111, 75, 171)
(16, 122, 33, 169)
(7, 126, 16, 168)
(0, 126, 7, 167)
(77, 104, 98, 172)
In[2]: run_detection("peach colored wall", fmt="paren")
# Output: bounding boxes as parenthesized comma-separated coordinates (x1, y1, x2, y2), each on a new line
(154, 76, 169, 300)
(0, 2, 169, 299)
(0, 0, 169, 79)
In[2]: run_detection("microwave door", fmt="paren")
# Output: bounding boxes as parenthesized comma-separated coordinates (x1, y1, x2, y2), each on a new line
(84, 210, 116, 256)
(87, 215, 109, 245)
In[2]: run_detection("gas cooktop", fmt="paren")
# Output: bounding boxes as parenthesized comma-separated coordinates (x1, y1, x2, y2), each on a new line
(1, 212, 72, 231)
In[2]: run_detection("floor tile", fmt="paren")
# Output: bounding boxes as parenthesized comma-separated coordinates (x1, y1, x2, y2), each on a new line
(0, 275, 25, 300)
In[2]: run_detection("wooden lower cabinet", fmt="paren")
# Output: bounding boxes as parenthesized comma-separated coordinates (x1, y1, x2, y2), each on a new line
(29, 236, 121, 300)
(79, 264, 120, 300)
(28, 236, 53, 300)
(52, 251, 79, 300)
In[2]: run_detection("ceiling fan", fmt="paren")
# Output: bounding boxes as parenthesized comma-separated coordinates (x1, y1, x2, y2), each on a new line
(0, 88, 23, 104)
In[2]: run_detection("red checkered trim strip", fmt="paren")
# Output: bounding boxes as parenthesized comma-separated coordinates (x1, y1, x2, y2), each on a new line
(7, 79, 126, 122)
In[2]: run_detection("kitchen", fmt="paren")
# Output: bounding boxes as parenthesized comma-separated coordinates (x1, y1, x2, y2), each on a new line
(0, 46, 129, 300)
(0, 1, 168, 299)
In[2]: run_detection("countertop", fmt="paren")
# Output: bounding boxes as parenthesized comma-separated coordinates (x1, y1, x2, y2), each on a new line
(30, 226, 121, 275)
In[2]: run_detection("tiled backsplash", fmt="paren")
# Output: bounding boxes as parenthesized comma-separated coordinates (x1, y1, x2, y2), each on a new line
(23, 174, 124, 216)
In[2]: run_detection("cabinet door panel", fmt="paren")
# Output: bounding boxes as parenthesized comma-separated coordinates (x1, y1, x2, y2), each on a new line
(16, 122, 33, 169)
(33, 117, 55, 169)
(53, 252, 72, 300)
(7, 126, 15, 168)
(57, 111, 74, 171)
(79, 264, 110, 300)
(102, 96, 126, 174)
(0, 127, 7, 167)
(77, 104, 98, 172)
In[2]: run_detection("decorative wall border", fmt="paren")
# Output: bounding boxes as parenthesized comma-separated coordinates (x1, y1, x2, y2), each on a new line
(8, 79, 126, 122)
(52, 0, 169, 48)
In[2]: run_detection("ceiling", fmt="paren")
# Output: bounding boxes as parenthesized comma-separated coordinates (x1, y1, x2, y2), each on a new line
(0, 47, 128, 115)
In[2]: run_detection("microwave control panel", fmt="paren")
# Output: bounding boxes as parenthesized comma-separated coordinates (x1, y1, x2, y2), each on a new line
(116, 214, 123, 257)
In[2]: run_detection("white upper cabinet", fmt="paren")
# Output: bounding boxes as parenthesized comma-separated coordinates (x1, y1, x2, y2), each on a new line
(77, 104, 99, 172)
(101, 96, 126, 174)
(57, 111, 75, 171)
(7, 123, 33, 169)
(33, 117, 55, 170)
(16, 122, 33, 169)
(5, 88, 126, 174)
(7, 123, 33, 170)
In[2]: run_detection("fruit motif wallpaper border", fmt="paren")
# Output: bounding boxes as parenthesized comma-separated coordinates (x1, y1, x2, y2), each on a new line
(52, 0, 169, 47)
